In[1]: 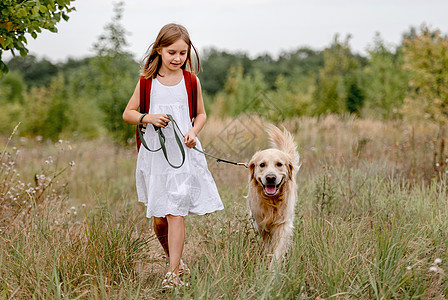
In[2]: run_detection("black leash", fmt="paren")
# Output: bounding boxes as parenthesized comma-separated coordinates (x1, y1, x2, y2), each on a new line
(138, 114, 248, 169)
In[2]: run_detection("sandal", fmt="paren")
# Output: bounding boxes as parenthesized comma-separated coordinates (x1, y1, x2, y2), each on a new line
(161, 272, 185, 289)
(178, 259, 190, 277)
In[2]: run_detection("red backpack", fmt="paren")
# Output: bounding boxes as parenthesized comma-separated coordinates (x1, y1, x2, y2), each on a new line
(136, 69, 198, 151)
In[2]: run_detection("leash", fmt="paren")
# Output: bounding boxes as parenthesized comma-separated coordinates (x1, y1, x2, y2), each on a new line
(138, 114, 248, 169)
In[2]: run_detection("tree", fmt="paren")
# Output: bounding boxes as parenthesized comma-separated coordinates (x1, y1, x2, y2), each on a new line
(312, 35, 363, 115)
(345, 75, 364, 115)
(91, 1, 139, 143)
(201, 48, 252, 95)
(401, 25, 448, 124)
(361, 33, 408, 119)
(0, 0, 75, 76)
(6, 54, 59, 86)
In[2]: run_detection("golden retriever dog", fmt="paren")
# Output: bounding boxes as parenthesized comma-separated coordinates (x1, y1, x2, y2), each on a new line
(247, 124, 300, 267)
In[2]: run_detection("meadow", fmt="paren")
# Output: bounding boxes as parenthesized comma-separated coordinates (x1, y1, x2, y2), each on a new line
(1, 115, 447, 299)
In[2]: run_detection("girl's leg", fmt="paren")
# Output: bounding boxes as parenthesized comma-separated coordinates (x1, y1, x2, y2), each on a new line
(165, 214, 185, 274)
(153, 217, 170, 257)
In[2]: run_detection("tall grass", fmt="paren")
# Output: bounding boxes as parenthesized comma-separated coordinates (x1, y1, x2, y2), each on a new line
(1, 115, 447, 298)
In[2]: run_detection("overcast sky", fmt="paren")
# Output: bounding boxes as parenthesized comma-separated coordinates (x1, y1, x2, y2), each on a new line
(8, 0, 448, 62)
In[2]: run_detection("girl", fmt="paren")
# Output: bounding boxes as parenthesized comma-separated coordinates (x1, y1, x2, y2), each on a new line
(122, 23, 223, 288)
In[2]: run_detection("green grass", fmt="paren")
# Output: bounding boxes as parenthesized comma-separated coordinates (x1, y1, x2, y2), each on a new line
(1, 115, 447, 299)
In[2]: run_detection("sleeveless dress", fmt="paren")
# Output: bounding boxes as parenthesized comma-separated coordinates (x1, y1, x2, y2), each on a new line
(135, 77, 224, 218)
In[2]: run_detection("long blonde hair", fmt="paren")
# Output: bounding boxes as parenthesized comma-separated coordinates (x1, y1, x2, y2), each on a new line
(141, 23, 200, 79)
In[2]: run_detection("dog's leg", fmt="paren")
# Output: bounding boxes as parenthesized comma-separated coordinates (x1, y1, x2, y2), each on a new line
(269, 222, 293, 269)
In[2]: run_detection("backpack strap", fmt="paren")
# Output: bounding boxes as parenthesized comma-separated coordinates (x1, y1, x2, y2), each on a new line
(136, 71, 197, 151)
(136, 76, 153, 151)
(183, 69, 198, 121)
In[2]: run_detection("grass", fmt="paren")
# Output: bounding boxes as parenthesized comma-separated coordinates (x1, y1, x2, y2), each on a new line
(0, 115, 447, 299)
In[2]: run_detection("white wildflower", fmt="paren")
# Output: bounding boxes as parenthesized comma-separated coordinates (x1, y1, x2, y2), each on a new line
(429, 266, 438, 272)
(70, 206, 76, 210)
(69, 161, 75, 167)
(82, 203, 86, 207)
(406, 266, 412, 271)
(434, 258, 442, 265)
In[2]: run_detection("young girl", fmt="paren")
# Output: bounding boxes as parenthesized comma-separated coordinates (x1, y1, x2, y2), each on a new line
(122, 23, 223, 288)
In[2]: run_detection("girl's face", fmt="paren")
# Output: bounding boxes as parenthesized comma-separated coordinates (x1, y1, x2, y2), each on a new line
(158, 39, 189, 73)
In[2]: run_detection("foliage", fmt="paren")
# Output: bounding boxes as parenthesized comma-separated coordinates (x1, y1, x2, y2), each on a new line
(312, 34, 364, 115)
(211, 65, 267, 118)
(91, 1, 139, 144)
(266, 72, 313, 118)
(0, 0, 75, 75)
(1, 22, 448, 141)
(200, 48, 252, 95)
(6, 54, 60, 87)
(0, 70, 24, 103)
(361, 33, 409, 119)
(401, 25, 448, 125)
(345, 74, 365, 115)
(200, 47, 324, 96)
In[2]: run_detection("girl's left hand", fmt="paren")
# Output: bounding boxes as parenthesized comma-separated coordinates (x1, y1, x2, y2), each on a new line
(184, 129, 197, 148)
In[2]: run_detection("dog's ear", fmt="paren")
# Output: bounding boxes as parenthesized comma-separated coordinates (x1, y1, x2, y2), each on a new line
(249, 160, 256, 181)
(287, 162, 294, 180)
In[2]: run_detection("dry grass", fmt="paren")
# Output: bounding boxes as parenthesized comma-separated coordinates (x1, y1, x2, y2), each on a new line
(1, 115, 447, 299)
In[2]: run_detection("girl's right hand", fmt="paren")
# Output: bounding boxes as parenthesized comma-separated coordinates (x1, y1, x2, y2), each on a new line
(145, 114, 170, 128)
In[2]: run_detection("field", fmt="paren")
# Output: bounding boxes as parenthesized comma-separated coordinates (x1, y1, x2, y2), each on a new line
(1, 115, 447, 299)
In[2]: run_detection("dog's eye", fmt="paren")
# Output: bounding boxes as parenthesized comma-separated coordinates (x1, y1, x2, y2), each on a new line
(276, 162, 283, 167)
(260, 163, 265, 168)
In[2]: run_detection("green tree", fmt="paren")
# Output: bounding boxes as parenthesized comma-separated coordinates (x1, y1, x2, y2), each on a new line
(345, 75, 364, 115)
(312, 35, 363, 115)
(20, 74, 68, 140)
(0, 70, 24, 103)
(6, 54, 59, 87)
(361, 33, 408, 119)
(0, 70, 24, 133)
(91, 1, 139, 143)
(211, 65, 267, 118)
(401, 25, 448, 124)
(268, 72, 313, 118)
(201, 48, 252, 95)
(0, 0, 75, 75)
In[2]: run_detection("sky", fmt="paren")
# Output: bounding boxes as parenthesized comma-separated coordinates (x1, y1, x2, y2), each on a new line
(7, 0, 448, 62)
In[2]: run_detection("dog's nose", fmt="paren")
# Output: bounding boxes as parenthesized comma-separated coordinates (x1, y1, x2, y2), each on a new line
(266, 175, 276, 184)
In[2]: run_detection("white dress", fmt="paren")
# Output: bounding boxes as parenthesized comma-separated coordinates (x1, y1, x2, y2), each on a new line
(136, 77, 224, 218)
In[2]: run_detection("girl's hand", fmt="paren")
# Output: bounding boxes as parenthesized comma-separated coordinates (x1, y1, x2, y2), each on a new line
(184, 129, 197, 148)
(145, 114, 170, 128)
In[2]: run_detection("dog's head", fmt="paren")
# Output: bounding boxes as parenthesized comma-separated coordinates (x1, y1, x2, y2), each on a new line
(249, 149, 293, 196)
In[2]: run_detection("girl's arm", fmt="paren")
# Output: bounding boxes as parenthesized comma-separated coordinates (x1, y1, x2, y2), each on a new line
(184, 78, 206, 148)
(122, 80, 171, 127)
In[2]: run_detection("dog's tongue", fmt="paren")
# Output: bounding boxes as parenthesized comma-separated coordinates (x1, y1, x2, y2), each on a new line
(265, 185, 277, 195)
